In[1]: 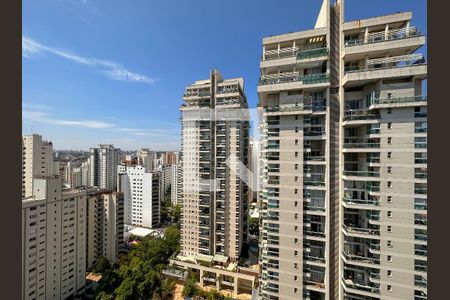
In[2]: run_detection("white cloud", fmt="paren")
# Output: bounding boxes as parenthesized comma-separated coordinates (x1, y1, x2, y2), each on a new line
(22, 36, 157, 85)
(23, 110, 115, 129)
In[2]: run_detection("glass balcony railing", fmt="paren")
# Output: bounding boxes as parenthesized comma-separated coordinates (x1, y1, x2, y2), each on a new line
(343, 224, 380, 236)
(259, 72, 329, 86)
(345, 54, 426, 74)
(343, 278, 380, 294)
(345, 26, 422, 47)
(343, 198, 379, 207)
(343, 170, 380, 177)
(344, 112, 380, 121)
(297, 47, 329, 59)
(367, 95, 427, 107)
(415, 187, 427, 195)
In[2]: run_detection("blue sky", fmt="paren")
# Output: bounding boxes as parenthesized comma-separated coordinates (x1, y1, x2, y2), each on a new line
(22, 0, 427, 150)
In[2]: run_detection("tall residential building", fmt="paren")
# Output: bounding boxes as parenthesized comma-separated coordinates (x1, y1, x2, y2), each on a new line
(257, 1, 427, 300)
(159, 165, 173, 203)
(89, 144, 120, 190)
(81, 160, 90, 187)
(179, 69, 250, 261)
(22, 176, 86, 300)
(22, 134, 58, 198)
(86, 190, 124, 269)
(117, 165, 160, 228)
(138, 148, 156, 172)
(170, 164, 181, 206)
(249, 137, 261, 203)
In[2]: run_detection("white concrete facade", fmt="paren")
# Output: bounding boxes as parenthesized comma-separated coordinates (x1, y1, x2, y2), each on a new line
(22, 134, 57, 199)
(180, 69, 250, 261)
(22, 177, 86, 300)
(89, 145, 120, 190)
(117, 165, 160, 228)
(86, 190, 124, 269)
(257, 1, 427, 300)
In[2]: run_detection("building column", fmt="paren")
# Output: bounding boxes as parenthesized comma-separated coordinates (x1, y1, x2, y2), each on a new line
(216, 274, 220, 290)
(385, 24, 389, 40)
(233, 277, 238, 295)
(262, 45, 266, 61)
(364, 27, 369, 43)
(199, 269, 204, 287)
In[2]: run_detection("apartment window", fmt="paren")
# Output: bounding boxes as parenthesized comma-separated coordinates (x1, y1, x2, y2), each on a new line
(387, 196, 392, 203)
(294, 226, 298, 232)
(295, 164, 299, 170)
(387, 211, 392, 217)
(294, 276, 298, 281)
(295, 189, 298, 194)
(387, 240, 392, 248)
(387, 226, 392, 232)
(387, 108, 392, 114)
(387, 255, 392, 262)
(387, 93, 392, 98)
(387, 137, 392, 144)
(294, 288, 298, 294)
(294, 201, 298, 207)
(388, 152, 392, 159)
(295, 127, 299, 133)
(295, 152, 298, 157)
(387, 166, 392, 174)
(294, 238, 298, 244)
(294, 263, 298, 269)
(295, 139, 299, 145)
(387, 285, 392, 291)
(387, 270, 392, 277)
(295, 115, 298, 120)
(387, 181, 392, 188)
(294, 213, 298, 220)
(295, 176, 298, 182)
(294, 250, 298, 256)
(387, 122, 392, 129)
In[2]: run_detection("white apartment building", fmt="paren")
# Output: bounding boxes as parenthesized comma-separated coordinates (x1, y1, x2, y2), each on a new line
(22, 176, 86, 300)
(257, 1, 427, 300)
(118, 165, 160, 228)
(22, 134, 58, 198)
(179, 69, 250, 261)
(89, 145, 120, 190)
(249, 137, 261, 203)
(86, 190, 124, 269)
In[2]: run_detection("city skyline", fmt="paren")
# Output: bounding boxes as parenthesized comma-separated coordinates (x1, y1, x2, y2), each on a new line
(22, 0, 426, 150)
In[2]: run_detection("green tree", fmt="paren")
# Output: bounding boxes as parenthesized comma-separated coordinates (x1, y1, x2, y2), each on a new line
(92, 256, 111, 274)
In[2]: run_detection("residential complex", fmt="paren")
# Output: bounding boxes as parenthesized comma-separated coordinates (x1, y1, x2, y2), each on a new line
(257, 1, 427, 299)
(170, 163, 181, 206)
(86, 190, 124, 269)
(138, 148, 156, 172)
(117, 164, 160, 228)
(22, 134, 59, 198)
(89, 144, 120, 190)
(22, 177, 87, 300)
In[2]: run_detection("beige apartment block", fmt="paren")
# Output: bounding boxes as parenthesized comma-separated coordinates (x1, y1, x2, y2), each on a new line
(22, 176, 86, 300)
(89, 144, 120, 190)
(179, 69, 250, 261)
(86, 190, 124, 270)
(257, 1, 426, 300)
(22, 134, 58, 199)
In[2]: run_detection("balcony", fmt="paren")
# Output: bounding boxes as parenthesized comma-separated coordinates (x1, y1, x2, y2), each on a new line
(343, 198, 379, 208)
(343, 138, 380, 150)
(343, 170, 380, 178)
(183, 90, 211, 99)
(367, 95, 427, 109)
(345, 26, 422, 47)
(343, 224, 380, 237)
(344, 111, 380, 122)
(297, 47, 329, 60)
(342, 278, 380, 295)
(343, 250, 380, 266)
(344, 54, 427, 86)
(258, 72, 330, 91)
